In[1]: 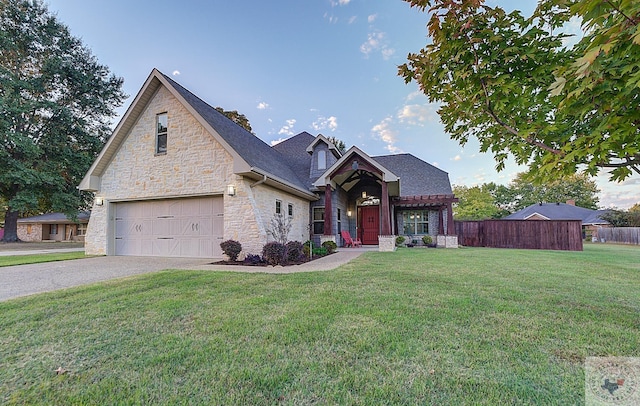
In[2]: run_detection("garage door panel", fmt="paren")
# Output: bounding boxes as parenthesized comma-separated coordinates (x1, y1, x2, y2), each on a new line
(115, 196, 223, 258)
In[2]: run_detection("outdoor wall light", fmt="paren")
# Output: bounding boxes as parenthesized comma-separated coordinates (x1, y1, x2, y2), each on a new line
(347, 210, 352, 217)
(361, 191, 367, 199)
(226, 184, 236, 196)
(95, 197, 104, 206)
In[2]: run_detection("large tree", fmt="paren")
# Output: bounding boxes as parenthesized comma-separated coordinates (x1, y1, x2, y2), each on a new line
(498, 172, 600, 212)
(452, 183, 509, 220)
(0, 0, 125, 242)
(399, 0, 640, 182)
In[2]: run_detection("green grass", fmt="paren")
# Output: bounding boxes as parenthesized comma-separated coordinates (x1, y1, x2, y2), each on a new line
(0, 251, 87, 267)
(1, 244, 638, 404)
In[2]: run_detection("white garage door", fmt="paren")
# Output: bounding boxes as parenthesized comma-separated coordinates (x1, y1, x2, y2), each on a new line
(115, 197, 223, 258)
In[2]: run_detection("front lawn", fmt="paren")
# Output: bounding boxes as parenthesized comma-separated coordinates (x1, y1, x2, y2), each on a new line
(0, 251, 87, 267)
(1, 244, 638, 404)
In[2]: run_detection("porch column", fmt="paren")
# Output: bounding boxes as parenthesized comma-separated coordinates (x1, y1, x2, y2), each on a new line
(446, 201, 455, 234)
(438, 207, 445, 234)
(380, 181, 391, 235)
(324, 184, 332, 235)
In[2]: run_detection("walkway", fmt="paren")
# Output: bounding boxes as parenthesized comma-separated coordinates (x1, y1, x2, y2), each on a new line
(0, 247, 374, 302)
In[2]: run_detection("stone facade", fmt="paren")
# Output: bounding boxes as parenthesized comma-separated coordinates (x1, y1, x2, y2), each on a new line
(17, 224, 43, 242)
(85, 85, 309, 257)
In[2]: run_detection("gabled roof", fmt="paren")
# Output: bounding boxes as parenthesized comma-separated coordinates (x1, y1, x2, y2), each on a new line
(271, 132, 316, 188)
(372, 154, 453, 196)
(505, 203, 610, 225)
(305, 133, 342, 158)
(313, 146, 399, 188)
(18, 211, 91, 224)
(80, 69, 315, 199)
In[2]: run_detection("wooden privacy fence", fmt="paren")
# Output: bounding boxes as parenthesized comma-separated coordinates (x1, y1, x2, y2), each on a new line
(597, 227, 640, 245)
(455, 220, 583, 251)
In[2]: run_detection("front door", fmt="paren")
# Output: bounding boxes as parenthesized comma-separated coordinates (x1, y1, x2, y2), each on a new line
(360, 206, 379, 245)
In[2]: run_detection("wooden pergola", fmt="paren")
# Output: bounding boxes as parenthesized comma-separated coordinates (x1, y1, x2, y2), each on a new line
(392, 194, 458, 235)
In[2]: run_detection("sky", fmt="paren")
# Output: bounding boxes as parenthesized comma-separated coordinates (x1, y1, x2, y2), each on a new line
(45, 0, 639, 209)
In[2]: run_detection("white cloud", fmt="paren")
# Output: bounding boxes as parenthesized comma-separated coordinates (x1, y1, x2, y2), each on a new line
(257, 101, 269, 110)
(360, 30, 394, 60)
(312, 116, 338, 132)
(348, 15, 357, 24)
(278, 119, 296, 136)
(397, 104, 437, 126)
(452, 155, 462, 161)
(432, 161, 440, 167)
(172, 70, 180, 76)
(371, 117, 401, 154)
(405, 91, 424, 102)
(381, 47, 395, 60)
(330, 0, 350, 5)
(368, 14, 377, 23)
(270, 137, 288, 146)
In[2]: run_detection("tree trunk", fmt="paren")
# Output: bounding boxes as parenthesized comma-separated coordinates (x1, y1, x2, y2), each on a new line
(2, 208, 21, 242)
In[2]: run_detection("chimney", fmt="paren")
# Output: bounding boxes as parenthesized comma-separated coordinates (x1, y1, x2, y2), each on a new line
(566, 199, 575, 206)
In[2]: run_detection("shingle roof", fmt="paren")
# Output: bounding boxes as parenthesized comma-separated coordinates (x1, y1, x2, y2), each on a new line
(505, 203, 609, 225)
(18, 211, 91, 223)
(160, 73, 309, 192)
(271, 132, 315, 188)
(372, 154, 453, 196)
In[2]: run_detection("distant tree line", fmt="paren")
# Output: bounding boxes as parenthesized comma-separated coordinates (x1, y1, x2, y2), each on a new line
(453, 172, 600, 221)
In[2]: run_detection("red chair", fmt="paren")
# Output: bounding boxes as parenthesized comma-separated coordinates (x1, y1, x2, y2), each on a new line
(341, 230, 362, 247)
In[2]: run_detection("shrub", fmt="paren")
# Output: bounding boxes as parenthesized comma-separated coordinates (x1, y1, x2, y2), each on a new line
(322, 240, 337, 254)
(243, 254, 265, 265)
(422, 235, 433, 245)
(395, 236, 406, 246)
(220, 239, 242, 261)
(303, 240, 313, 257)
(313, 247, 328, 256)
(286, 241, 305, 263)
(262, 241, 287, 266)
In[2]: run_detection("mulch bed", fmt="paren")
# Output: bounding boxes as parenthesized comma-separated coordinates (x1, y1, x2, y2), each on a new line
(211, 253, 333, 267)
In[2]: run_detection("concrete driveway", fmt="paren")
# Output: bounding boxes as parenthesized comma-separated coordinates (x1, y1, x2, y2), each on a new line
(0, 249, 369, 302)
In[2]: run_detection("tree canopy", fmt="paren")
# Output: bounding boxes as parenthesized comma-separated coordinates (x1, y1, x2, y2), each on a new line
(453, 172, 600, 220)
(0, 0, 125, 241)
(399, 0, 640, 182)
(214, 107, 253, 134)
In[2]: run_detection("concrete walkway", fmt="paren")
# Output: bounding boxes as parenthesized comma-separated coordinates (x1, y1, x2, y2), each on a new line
(0, 248, 372, 302)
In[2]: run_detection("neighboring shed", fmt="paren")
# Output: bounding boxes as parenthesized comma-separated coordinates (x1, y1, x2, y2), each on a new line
(17, 212, 90, 242)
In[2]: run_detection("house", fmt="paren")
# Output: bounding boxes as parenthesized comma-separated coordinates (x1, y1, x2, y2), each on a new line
(79, 69, 457, 258)
(17, 212, 90, 242)
(504, 201, 610, 240)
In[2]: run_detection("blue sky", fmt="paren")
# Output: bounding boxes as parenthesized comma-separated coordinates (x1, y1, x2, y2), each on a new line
(46, 0, 638, 209)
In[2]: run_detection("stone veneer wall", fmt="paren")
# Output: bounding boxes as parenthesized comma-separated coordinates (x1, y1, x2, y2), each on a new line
(86, 85, 249, 255)
(17, 224, 43, 242)
(85, 85, 313, 257)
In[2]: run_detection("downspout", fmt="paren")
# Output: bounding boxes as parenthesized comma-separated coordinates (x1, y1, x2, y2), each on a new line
(250, 174, 268, 188)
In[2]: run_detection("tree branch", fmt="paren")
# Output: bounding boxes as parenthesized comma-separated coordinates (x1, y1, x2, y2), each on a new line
(479, 78, 563, 155)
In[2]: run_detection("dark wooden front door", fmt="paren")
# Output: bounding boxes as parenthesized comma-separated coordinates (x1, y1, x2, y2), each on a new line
(360, 206, 379, 245)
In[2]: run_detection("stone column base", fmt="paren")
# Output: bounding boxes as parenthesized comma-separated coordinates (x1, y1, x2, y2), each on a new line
(436, 235, 458, 248)
(320, 235, 336, 246)
(378, 235, 396, 252)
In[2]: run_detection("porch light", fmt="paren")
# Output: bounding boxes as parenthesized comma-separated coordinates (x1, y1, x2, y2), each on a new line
(226, 185, 236, 196)
(347, 210, 352, 217)
(361, 191, 367, 199)
(95, 197, 104, 206)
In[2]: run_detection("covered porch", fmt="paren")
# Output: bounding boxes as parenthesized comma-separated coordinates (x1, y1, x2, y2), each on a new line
(312, 147, 458, 250)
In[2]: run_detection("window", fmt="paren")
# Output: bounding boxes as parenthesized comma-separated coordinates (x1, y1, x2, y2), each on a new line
(317, 150, 326, 170)
(337, 208, 342, 233)
(50, 224, 58, 235)
(275, 200, 282, 214)
(156, 113, 168, 154)
(77, 224, 87, 236)
(288, 203, 293, 217)
(402, 210, 429, 235)
(313, 207, 324, 234)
